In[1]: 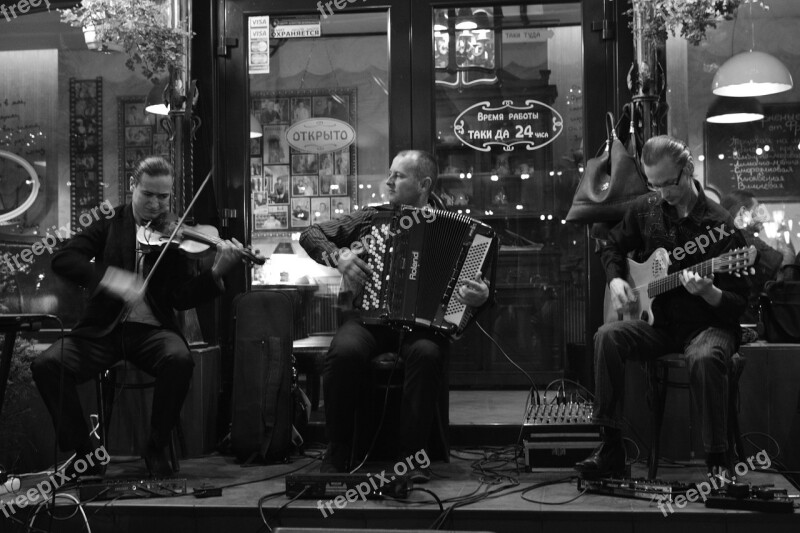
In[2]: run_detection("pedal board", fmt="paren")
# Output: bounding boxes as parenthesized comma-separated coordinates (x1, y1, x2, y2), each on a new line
(78, 478, 187, 501)
(705, 485, 795, 513)
(285, 473, 411, 499)
(578, 477, 696, 502)
(523, 402, 599, 470)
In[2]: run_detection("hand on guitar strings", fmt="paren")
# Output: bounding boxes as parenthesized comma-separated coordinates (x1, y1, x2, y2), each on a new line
(609, 277, 637, 313)
(680, 270, 716, 297)
(456, 273, 490, 307)
(680, 270, 724, 307)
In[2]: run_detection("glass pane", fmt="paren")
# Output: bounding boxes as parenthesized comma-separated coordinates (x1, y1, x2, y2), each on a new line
(666, 1, 800, 327)
(247, 13, 390, 330)
(1, 11, 162, 327)
(432, 3, 585, 386)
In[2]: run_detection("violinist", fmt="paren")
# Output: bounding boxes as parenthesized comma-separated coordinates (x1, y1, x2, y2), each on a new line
(32, 156, 247, 479)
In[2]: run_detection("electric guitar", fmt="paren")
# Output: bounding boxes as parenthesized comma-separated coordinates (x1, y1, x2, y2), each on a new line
(603, 245, 757, 325)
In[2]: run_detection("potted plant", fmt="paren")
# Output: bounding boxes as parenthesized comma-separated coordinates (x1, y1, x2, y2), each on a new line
(60, 0, 192, 83)
(630, 0, 741, 47)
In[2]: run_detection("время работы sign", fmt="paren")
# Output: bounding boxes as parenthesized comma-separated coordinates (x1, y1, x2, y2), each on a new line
(453, 100, 563, 152)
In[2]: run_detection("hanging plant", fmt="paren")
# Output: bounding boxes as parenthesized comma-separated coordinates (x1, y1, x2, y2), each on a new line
(629, 0, 742, 46)
(60, 0, 192, 83)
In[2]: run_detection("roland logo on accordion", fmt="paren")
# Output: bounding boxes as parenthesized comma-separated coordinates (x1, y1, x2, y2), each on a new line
(409, 250, 419, 280)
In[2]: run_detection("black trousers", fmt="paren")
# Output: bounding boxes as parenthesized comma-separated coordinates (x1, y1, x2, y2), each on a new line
(31, 322, 194, 452)
(323, 318, 447, 458)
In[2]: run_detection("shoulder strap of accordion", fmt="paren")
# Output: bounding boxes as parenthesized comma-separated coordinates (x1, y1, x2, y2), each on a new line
(428, 192, 447, 211)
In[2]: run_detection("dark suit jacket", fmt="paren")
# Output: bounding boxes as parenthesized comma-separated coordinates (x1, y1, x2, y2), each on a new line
(52, 204, 223, 339)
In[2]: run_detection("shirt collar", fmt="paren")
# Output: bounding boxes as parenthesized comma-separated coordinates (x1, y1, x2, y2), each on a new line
(660, 179, 707, 224)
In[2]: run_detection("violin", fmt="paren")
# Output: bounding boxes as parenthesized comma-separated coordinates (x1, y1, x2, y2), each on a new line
(138, 215, 265, 265)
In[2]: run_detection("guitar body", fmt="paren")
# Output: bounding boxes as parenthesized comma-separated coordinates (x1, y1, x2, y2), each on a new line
(603, 248, 671, 325)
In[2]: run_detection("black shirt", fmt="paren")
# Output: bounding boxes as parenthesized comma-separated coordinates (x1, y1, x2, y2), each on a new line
(601, 181, 750, 344)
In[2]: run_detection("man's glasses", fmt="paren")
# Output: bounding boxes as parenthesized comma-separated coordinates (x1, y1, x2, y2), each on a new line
(648, 165, 684, 191)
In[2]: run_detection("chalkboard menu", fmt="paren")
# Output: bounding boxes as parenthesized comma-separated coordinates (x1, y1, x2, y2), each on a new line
(705, 102, 800, 201)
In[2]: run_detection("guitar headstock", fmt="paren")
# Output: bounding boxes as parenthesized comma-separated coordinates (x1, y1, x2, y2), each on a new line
(713, 245, 757, 275)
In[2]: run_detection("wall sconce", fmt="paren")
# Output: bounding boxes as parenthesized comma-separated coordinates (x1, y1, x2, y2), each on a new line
(250, 115, 263, 139)
(706, 96, 764, 123)
(145, 78, 172, 115)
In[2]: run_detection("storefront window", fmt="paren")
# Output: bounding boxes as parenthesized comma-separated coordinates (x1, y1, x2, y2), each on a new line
(432, 3, 585, 385)
(666, 0, 800, 325)
(1, 11, 158, 326)
(247, 12, 390, 335)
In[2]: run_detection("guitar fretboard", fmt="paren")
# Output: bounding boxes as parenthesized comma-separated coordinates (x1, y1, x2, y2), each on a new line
(647, 257, 716, 298)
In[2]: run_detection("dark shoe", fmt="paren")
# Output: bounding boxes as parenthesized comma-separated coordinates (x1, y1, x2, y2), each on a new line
(706, 452, 736, 488)
(574, 440, 625, 478)
(60, 452, 106, 484)
(142, 442, 173, 477)
(320, 443, 349, 474)
(408, 466, 432, 484)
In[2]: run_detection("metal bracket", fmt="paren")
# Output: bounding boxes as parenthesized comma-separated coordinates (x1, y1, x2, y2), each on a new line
(217, 37, 238, 57)
(591, 20, 615, 40)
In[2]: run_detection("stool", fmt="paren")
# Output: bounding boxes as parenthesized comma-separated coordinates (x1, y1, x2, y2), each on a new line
(353, 352, 450, 463)
(292, 334, 333, 411)
(95, 361, 183, 472)
(646, 352, 745, 479)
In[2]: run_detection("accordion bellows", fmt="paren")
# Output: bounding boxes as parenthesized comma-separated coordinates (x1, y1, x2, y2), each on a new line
(356, 206, 496, 336)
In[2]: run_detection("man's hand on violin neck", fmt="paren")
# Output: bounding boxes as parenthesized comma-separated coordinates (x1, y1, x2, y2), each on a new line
(100, 266, 145, 304)
(211, 238, 248, 280)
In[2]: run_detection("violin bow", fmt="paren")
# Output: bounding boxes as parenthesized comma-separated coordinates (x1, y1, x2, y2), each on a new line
(118, 168, 215, 323)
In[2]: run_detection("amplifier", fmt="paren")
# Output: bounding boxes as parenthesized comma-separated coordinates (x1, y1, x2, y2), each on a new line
(285, 473, 411, 499)
(78, 478, 187, 501)
(522, 401, 600, 471)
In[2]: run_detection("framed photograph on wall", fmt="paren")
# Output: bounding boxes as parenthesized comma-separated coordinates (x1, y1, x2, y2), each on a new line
(251, 88, 357, 234)
(117, 96, 171, 205)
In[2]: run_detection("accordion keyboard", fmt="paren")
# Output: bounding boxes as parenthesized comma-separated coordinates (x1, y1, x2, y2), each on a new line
(361, 223, 391, 311)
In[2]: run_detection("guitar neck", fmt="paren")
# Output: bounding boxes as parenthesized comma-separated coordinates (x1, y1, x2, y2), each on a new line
(648, 257, 716, 297)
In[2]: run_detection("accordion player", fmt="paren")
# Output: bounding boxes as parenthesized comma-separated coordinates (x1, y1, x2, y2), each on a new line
(355, 205, 497, 336)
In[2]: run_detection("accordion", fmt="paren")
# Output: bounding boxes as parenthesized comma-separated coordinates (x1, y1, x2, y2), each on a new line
(356, 206, 496, 336)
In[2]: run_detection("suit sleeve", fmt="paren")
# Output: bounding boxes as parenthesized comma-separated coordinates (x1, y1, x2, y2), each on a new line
(50, 217, 110, 294)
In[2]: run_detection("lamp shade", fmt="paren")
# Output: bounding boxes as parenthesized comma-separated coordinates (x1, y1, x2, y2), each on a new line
(712, 51, 794, 97)
(145, 79, 170, 115)
(706, 96, 764, 123)
(250, 115, 263, 139)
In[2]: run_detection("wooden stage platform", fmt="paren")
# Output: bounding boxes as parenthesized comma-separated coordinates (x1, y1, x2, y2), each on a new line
(2, 448, 798, 533)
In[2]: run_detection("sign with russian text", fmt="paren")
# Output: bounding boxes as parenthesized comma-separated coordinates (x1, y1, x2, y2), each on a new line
(502, 28, 553, 43)
(286, 118, 356, 154)
(453, 100, 563, 152)
(271, 16, 321, 38)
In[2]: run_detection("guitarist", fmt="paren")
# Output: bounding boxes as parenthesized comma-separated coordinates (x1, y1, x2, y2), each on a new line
(574, 135, 750, 480)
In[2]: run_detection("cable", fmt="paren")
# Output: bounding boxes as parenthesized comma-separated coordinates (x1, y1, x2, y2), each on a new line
(28, 493, 91, 533)
(520, 477, 586, 505)
(405, 488, 444, 511)
(476, 322, 539, 402)
(349, 332, 404, 473)
(258, 487, 308, 533)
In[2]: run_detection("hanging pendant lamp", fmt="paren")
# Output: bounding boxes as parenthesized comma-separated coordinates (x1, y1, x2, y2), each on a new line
(712, 50, 793, 97)
(706, 96, 764, 123)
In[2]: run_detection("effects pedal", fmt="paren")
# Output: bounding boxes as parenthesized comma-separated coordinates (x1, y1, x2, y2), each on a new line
(285, 473, 411, 499)
(578, 477, 695, 502)
(78, 478, 187, 501)
(705, 484, 795, 513)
